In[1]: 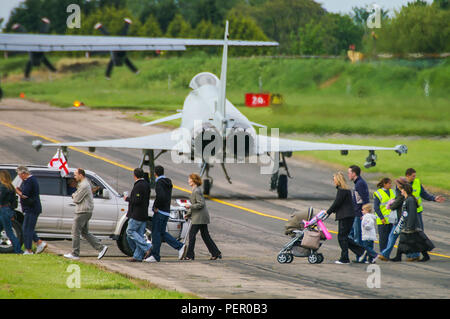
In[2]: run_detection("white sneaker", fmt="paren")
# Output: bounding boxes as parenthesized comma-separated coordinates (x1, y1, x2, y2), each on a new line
(23, 251, 34, 255)
(358, 252, 367, 263)
(63, 253, 80, 260)
(144, 255, 157, 263)
(98, 246, 108, 260)
(335, 260, 350, 264)
(178, 244, 187, 260)
(371, 255, 379, 264)
(36, 241, 48, 254)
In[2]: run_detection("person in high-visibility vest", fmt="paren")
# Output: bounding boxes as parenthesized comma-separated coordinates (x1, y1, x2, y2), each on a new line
(373, 178, 396, 252)
(405, 168, 445, 229)
(404, 168, 445, 262)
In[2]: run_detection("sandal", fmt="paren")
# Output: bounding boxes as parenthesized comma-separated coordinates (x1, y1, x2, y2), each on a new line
(182, 257, 194, 260)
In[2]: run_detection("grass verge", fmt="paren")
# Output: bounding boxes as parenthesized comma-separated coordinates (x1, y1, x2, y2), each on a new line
(294, 136, 450, 192)
(0, 253, 198, 299)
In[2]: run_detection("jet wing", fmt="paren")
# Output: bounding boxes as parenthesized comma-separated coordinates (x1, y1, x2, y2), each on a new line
(34, 130, 185, 152)
(256, 135, 407, 154)
(0, 33, 278, 52)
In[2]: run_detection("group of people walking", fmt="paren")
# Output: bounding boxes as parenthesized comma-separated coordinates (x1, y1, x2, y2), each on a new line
(0, 163, 444, 266)
(124, 165, 221, 263)
(325, 165, 444, 264)
(0, 165, 221, 263)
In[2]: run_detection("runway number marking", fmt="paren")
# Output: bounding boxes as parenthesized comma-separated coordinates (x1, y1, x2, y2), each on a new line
(1, 120, 449, 260)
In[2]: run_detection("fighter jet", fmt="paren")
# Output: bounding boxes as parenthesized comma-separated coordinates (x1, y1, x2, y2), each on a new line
(30, 21, 407, 198)
(11, 17, 57, 79)
(94, 18, 139, 79)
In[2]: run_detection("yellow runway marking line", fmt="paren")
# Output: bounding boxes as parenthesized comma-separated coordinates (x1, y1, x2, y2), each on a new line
(1, 120, 449, 260)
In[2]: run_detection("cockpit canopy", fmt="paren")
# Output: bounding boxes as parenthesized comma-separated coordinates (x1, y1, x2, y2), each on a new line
(189, 72, 220, 90)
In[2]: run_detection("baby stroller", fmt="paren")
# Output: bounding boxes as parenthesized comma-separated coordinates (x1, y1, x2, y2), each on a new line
(277, 207, 331, 264)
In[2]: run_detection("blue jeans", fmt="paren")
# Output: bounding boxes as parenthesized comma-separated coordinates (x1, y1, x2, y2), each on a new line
(126, 218, 152, 261)
(380, 224, 400, 258)
(23, 212, 40, 250)
(377, 224, 393, 252)
(150, 212, 183, 262)
(0, 207, 22, 253)
(361, 240, 378, 261)
(349, 217, 362, 245)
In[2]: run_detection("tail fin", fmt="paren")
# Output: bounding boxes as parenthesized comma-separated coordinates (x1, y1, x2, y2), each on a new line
(217, 20, 229, 124)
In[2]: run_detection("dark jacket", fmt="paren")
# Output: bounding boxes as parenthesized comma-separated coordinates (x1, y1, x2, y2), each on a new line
(403, 196, 419, 232)
(0, 184, 16, 207)
(352, 176, 369, 217)
(20, 175, 42, 214)
(327, 187, 356, 220)
(152, 176, 173, 214)
(126, 179, 150, 222)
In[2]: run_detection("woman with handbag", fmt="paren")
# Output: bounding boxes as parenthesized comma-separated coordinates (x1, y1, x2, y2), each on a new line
(183, 173, 221, 261)
(326, 172, 365, 264)
(0, 170, 22, 254)
(391, 183, 434, 262)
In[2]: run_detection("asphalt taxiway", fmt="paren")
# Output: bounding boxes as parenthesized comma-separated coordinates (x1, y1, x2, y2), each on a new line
(1, 98, 449, 298)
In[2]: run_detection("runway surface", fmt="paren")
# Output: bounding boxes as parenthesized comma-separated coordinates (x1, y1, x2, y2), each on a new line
(1, 98, 449, 298)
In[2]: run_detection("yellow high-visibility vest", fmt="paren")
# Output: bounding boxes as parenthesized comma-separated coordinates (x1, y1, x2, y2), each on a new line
(374, 188, 395, 225)
(412, 178, 424, 213)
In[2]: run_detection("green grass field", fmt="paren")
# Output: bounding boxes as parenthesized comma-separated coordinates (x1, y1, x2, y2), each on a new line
(1, 55, 448, 190)
(2, 55, 449, 136)
(0, 253, 197, 299)
(293, 136, 450, 192)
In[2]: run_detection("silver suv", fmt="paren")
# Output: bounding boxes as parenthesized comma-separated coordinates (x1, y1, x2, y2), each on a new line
(0, 164, 189, 256)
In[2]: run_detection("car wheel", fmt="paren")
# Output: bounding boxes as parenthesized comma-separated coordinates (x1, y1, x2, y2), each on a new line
(0, 220, 23, 254)
(145, 219, 153, 243)
(117, 219, 153, 257)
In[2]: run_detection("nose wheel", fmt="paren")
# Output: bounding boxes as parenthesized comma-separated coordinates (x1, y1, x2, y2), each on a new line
(203, 178, 212, 195)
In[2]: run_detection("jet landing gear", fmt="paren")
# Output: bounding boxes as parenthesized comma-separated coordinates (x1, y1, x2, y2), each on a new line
(270, 152, 292, 199)
(200, 162, 213, 195)
(199, 162, 233, 196)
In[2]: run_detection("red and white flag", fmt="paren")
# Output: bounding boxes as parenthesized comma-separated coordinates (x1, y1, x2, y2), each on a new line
(48, 149, 69, 176)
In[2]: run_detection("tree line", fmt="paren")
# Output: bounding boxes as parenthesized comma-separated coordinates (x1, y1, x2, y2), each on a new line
(3, 0, 449, 55)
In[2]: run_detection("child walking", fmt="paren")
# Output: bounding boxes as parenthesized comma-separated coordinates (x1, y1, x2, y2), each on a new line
(358, 204, 379, 263)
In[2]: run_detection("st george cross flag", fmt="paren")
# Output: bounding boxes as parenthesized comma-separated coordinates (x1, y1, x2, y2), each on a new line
(48, 149, 69, 176)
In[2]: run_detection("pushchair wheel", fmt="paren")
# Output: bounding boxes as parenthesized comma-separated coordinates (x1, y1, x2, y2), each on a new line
(277, 253, 293, 264)
(316, 253, 324, 264)
(286, 253, 293, 263)
(308, 253, 320, 264)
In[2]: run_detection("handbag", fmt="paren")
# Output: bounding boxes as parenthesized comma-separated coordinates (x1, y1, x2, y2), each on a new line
(388, 210, 398, 224)
(301, 230, 321, 250)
